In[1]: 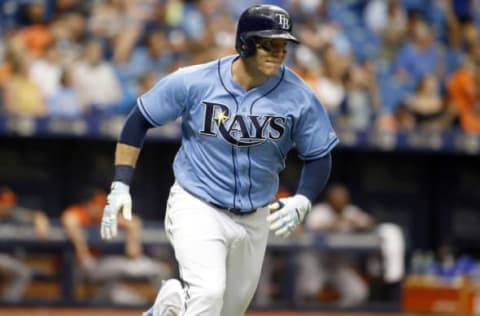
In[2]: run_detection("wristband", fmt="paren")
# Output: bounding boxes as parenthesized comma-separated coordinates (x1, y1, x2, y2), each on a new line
(113, 165, 134, 185)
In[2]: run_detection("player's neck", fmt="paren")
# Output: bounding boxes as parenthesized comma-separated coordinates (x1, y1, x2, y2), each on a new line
(232, 57, 269, 91)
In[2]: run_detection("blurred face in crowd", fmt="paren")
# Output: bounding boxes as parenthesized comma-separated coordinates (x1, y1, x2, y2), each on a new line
(84, 40, 104, 66)
(462, 21, 478, 48)
(27, 3, 46, 24)
(326, 185, 350, 213)
(64, 12, 86, 40)
(412, 22, 433, 49)
(147, 31, 169, 57)
(252, 37, 288, 77)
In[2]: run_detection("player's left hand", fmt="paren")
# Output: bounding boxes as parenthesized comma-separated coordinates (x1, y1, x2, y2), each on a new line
(100, 181, 132, 240)
(267, 194, 311, 238)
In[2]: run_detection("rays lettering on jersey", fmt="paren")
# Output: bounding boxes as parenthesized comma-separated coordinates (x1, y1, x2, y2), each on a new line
(200, 101, 286, 147)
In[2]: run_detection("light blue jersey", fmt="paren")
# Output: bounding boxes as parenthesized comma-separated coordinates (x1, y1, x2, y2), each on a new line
(138, 55, 338, 212)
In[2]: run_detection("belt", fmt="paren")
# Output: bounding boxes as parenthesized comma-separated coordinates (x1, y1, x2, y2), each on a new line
(180, 185, 257, 216)
(208, 201, 257, 216)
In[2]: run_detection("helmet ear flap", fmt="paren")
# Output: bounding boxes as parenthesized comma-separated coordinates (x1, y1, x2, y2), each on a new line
(239, 35, 256, 58)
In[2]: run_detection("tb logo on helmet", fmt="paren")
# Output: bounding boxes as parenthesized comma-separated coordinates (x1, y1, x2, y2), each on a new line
(200, 101, 286, 147)
(276, 13, 290, 30)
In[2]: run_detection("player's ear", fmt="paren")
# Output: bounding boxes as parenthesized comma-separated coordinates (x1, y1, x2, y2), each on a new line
(239, 35, 256, 58)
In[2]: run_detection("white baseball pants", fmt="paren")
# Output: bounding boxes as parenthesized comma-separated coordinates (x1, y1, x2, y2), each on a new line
(165, 182, 270, 316)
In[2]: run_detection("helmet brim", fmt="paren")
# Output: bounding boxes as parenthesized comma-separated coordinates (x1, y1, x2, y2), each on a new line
(247, 30, 300, 43)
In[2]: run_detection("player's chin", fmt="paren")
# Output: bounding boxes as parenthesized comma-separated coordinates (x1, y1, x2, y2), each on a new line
(261, 63, 281, 76)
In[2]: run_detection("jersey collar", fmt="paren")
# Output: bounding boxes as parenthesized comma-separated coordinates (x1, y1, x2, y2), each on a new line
(219, 55, 284, 97)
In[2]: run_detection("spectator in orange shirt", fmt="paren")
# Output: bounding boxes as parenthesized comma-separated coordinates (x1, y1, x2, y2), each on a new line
(447, 55, 480, 133)
(17, 2, 53, 59)
(61, 187, 171, 305)
(0, 62, 10, 88)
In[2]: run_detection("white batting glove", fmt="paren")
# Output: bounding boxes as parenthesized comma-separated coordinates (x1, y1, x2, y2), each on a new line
(267, 194, 311, 238)
(100, 181, 132, 240)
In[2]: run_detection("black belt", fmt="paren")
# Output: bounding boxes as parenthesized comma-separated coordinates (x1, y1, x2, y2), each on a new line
(181, 185, 257, 216)
(208, 201, 257, 216)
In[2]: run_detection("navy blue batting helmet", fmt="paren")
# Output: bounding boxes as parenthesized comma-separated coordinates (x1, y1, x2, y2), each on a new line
(235, 4, 299, 58)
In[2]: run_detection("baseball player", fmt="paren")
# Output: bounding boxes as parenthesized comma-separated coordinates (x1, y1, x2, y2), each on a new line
(100, 4, 338, 316)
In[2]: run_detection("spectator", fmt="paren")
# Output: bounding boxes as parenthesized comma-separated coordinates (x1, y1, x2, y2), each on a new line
(0, 186, 50, 302)
(292, 46, 324, 104)
(365, 0, 407, 65)
(296, 184, 374, 307)
(3, 54, 47, 117)
(47, 68, 84, 118)
(315, 45, 348, 118)
(61, 187, 171, 305)
(447, 55, 480, 133)
(340, 63, 381, 130)
(71, 38, 122, 114)
(16, 1, 53, 59)
(297, 3, 352, 58)
(393, 21, 445, 88)
(115, 29, 175, 83)
(49, 12, 87, 65)
(377, 19, 445, 126)
(365, 0, 407, 37)
(29, 43, 62, 99)
(87, 0, 129, 41)
(401, 74, 447, 131)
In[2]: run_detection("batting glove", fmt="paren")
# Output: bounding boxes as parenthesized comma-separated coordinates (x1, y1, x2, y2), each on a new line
(267, 194, 311, 238)
(100, 181, 132, 240)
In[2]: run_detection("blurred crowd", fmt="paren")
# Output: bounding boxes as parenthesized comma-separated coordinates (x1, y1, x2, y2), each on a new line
(0, 0, 480, 134)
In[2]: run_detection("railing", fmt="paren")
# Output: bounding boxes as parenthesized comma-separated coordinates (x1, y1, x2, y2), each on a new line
(0, 222, 382, 307)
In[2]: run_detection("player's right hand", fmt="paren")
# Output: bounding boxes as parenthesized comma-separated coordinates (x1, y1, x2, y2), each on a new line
(100, 181, 132, 240)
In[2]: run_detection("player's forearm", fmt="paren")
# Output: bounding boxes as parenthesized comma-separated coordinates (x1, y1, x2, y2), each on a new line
(296, 153, 332, 202)
(113, 143, 141, 185)
(115, 143, 141, 167)
(113, 105, 153, 185)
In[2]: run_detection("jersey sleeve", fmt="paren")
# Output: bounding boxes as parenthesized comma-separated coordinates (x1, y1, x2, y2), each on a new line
(137, 68, 188, 126)
(294, 94, 339, 160)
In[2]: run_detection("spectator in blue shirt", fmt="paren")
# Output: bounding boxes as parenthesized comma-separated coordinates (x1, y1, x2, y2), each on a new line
(394, 21, 444, 88)
(47, 68, 84, 119)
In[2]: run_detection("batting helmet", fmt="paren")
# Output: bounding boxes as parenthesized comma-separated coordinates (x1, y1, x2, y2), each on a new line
(235, 4, 299, 58)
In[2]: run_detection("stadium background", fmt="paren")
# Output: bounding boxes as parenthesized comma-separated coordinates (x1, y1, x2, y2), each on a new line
(1, 0, 480, 315)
